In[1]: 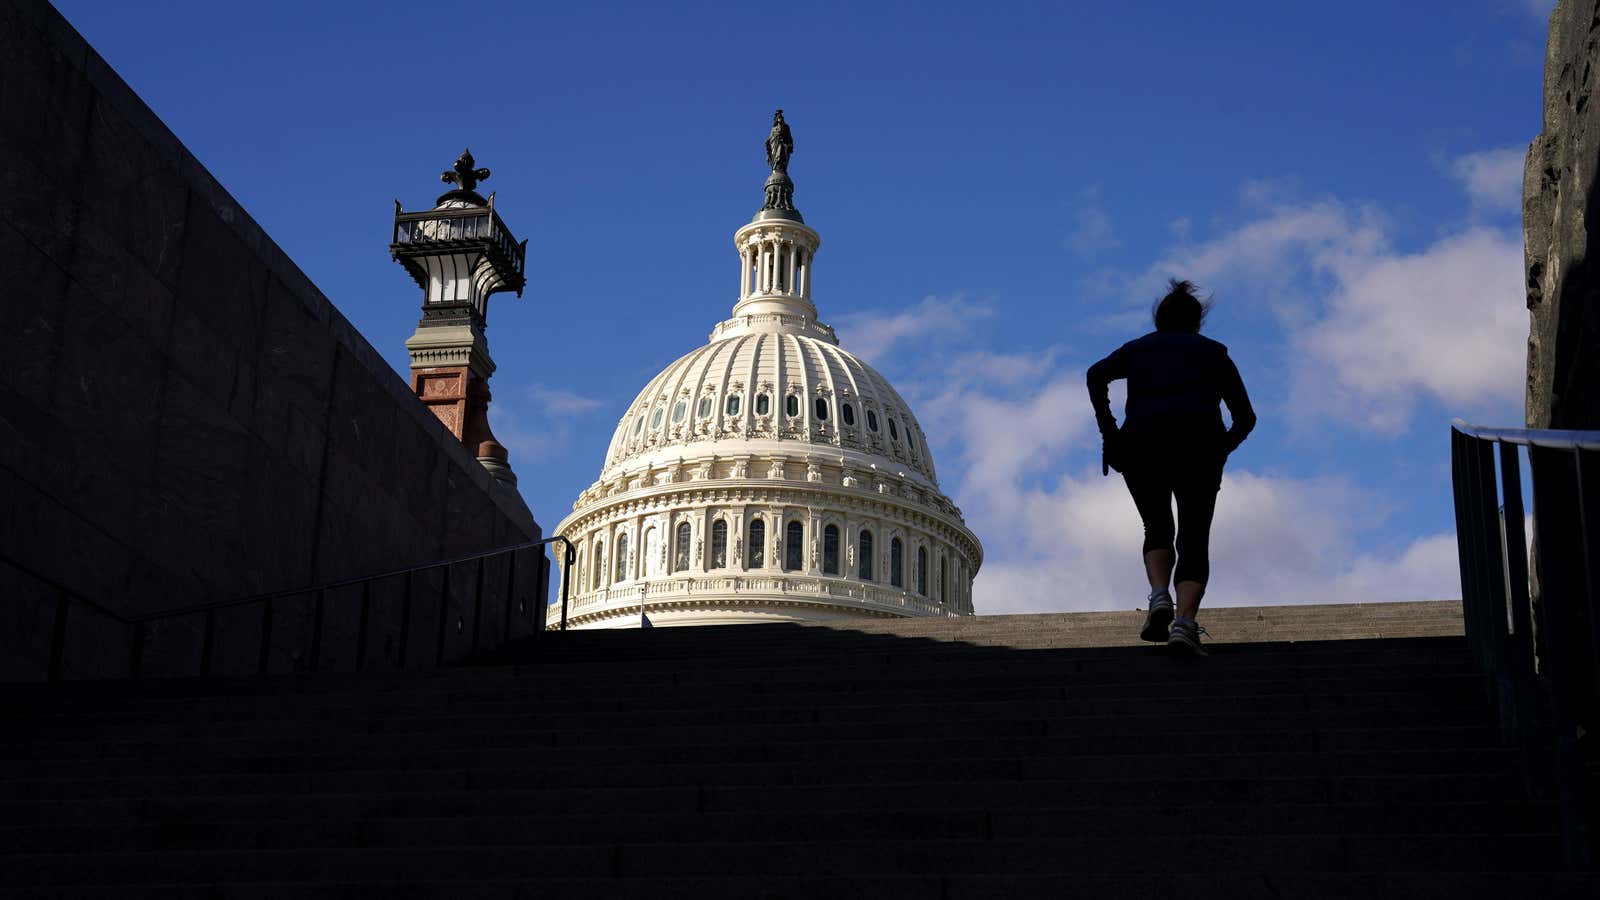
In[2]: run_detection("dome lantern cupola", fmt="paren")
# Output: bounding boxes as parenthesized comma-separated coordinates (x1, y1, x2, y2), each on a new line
(720, 110, 830, 342)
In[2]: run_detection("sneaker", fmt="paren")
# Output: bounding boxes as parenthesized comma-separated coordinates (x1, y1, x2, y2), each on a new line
(1139, 589, 1174, 642)
(1168, 617, 1208, 656)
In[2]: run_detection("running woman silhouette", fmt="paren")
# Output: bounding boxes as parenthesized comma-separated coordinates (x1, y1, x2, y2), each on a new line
(1086, 279, 1256, 654)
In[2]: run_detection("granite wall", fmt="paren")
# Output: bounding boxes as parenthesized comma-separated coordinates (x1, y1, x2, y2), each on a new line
(0, 0, 549, 681)
(1525, 0, 1600, 430)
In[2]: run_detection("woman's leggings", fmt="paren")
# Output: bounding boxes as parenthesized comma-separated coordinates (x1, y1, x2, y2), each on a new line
(1122, 463, 1222, 588)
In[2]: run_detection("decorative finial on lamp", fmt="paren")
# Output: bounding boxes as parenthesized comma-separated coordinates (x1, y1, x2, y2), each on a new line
(441, 148, 491, 194)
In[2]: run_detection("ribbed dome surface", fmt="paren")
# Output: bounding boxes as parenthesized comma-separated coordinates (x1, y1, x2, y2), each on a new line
(603, 331, 939, 485)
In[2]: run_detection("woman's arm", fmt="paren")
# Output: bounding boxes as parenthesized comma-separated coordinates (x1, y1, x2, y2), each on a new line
(1219, 351, 1256, 453)
(1086, 346, 1127, 437)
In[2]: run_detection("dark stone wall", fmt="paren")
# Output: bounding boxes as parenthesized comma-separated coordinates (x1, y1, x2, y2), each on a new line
(0, 0, 548, 681)
(1525, 0, 1600, 430)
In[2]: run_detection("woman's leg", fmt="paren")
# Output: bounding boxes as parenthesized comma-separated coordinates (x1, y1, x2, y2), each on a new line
(1172, 469, 1222, 621)
(1123, 469, 1176, 592)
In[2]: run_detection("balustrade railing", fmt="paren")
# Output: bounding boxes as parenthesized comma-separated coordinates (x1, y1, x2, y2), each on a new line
(554, 572, 957, 626)
(1450, 419, 1600, 869)
(391, 197, 527, 291)
(18, 536, 573, 681)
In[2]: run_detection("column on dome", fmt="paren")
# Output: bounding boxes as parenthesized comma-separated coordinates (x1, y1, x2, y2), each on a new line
(787, 244, 797, 296)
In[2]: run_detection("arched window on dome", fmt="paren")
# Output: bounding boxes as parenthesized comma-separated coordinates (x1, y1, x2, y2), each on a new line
(940, 554, 949, 604)
(756, 394, 771, 416)
(784, 521, 803, 571)
(711, 520, 727, 568)
(888, 418, 900, 442)
(814, 397, 829, 421)
(866, 410, 879, 433)
(890, 537, 903, 588)
(697, 396, 712, 419)
(916, 546, 928, 596)
(592, 540, 605, 591)
(671, 400, 687, 424)
(614, 533, 630, 583)
(785, 394, 799, 417)
(674, 522, 691, 573)
(748, 518, 765, 569)
(858, 529, 874, 581)
(841, 403, 855, 427)
(650, 406, 665, 430)
(633, 415, 644, 437)
(725, 395, 741, 417)
(644, 527, 661, 578)
(823, 525, 840, 575)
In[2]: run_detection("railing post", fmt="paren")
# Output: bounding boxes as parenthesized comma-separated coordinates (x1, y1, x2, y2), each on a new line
(504, 550, 517, 642)
(257, 597, 274, 675)
(560, 540, 574, 632)
(200, 607, 216, 677)
(355, 580, 372, 673)
(309, 587, 326, 673)
(1571, 450, 1600, 710)
(435, 565, 451, 666)
(398, 570, 413, 668)
(47, 585, 68, 683)
(1527, 442, 1592, 869)
(1497, 442, 1535, 680)
(471, 556, 486, 652)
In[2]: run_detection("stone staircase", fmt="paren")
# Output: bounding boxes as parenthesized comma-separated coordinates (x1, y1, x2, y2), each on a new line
(3, 600, 1596, 897)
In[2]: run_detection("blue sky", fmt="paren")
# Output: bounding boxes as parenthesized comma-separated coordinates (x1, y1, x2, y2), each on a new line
(55, 0, 1551, 612)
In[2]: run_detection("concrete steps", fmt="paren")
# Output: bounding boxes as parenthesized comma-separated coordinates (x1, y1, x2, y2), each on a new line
(4, 601, 1596, 894)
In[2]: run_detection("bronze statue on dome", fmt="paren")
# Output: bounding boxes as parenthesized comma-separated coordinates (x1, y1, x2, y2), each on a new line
(765, 110, 793, 174)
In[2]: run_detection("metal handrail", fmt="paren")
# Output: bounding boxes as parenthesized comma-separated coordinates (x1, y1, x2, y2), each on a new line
(1450, 420, 1599, 869)
(1452, 418, 1600, 450)
(19, 535, 574, 681)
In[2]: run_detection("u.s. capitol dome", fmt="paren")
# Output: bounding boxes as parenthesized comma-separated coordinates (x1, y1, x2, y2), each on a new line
(550, 113, 982, 628)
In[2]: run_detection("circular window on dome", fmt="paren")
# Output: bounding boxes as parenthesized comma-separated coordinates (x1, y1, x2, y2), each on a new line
(814, 397, 829, 420)
(726, 394, 741, 417)
(888, 418, 900, 441)
(697, 397, 712, 419)
(671, 400, 687, 424)
(842, 403, 855, 426)
(650, 406, 665, 429)
(784, 394, 799, 417)
(866, 410, 880, 432)
(756, 394, 771, 416)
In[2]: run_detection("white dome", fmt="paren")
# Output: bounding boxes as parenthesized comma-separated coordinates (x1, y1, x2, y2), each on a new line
(602, 331, 939, 488)
(550, 127, 980, 630)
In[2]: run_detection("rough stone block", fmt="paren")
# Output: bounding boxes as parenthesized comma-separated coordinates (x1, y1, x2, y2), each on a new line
(65, 213, 177, 350)
(151, 372, 250, 555)
(0, 465, 134, 605)
(175, 195, 269, 353)
(0, 558, 56, 681)
(167, 301, 254, 426)
(0, 219, 68, 420)
(0, 145, 83, 271)
(80, 94, 187, 290)
(49, 285, 166, 481)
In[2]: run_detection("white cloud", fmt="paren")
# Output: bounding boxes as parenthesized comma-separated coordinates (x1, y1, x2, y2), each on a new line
(834, 294, 994, 361)
(1451, 146, 1525, 213)
(1293, 227, 1526, 431)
